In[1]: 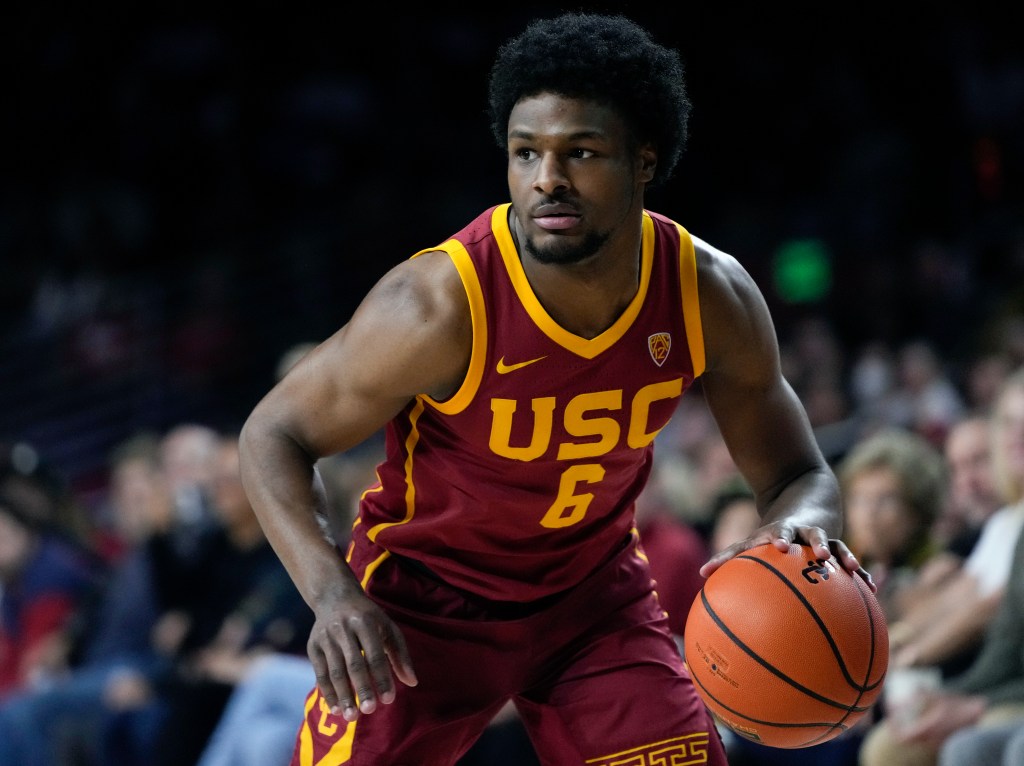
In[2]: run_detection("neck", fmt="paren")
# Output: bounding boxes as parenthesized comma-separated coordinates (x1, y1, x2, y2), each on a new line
(512, 210, 643, 339)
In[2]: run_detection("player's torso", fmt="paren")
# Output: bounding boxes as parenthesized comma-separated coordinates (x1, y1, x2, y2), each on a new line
(360, 203, 704, 601)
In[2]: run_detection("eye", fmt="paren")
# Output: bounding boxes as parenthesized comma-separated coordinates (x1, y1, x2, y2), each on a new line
(513, 147, 537, 161)
(568, 148, 595, 159)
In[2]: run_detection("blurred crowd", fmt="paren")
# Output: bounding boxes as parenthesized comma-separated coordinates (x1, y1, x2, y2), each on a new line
(3, 322, 1024, 765)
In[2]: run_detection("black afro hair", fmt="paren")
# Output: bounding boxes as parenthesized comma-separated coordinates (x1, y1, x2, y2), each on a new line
(487, 13, 691, 188)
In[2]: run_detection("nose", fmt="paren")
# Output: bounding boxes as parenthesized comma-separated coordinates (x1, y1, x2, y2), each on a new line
(533, 153, 570, 195)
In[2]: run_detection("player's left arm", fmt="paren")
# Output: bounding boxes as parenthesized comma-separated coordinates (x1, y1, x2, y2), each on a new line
(692, 237, 872, 589)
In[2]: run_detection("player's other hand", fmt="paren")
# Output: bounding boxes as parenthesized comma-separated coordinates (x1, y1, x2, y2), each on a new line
(307, 586, 418, 722)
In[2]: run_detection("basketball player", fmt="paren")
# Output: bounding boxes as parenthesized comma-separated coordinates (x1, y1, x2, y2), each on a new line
(239, 13, 872, 765)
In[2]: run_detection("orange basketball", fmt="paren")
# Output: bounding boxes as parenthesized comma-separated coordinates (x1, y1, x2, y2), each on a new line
(683, 542, 888, 749)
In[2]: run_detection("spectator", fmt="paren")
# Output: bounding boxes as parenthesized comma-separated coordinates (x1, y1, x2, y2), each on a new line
(929, 413, 1007, 559)
(101, 433, 314, 766)
(890, 340, 967, 448)
(0, 493, 99, 700)
(159, 422, 220, 537)
(0, 441, 95, 553)
(0, 430, 208, 766)
(887, 406, 1023, 680)
(838, 426, 948, 622)
(195, 652, 317, 766)
(857, 367, 1024, 765)
(858, 524, 1024, 766)
(962, 352, 1013, 413)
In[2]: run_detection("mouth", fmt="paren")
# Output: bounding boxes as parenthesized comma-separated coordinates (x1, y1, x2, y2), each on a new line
(531, 203, 581, 232)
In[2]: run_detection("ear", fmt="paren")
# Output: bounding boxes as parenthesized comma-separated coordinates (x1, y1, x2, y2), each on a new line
(638, 146, 657, 183)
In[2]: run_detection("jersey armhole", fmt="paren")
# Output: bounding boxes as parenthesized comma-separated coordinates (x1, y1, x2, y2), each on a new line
(676, 224, 706, 378)
(412, 241, 487, 414)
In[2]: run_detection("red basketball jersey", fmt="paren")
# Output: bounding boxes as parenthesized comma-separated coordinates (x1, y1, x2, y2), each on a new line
(356, 203, 705, 601)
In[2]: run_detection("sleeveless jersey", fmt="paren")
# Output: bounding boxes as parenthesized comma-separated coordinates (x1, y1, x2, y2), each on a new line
(356, 203, 705, 602)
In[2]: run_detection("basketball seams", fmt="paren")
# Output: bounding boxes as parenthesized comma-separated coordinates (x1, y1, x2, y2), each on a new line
(688, 665, 850, 732)
(851, 572, 888, 693)
(698, 587, 872, 711)
(729, 554, 874, 692)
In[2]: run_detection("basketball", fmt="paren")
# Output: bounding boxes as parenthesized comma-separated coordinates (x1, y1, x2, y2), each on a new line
(683, 542, 888, 749)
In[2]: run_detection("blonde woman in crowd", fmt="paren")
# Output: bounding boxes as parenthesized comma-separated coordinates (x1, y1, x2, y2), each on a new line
(839, 427, 948, 622)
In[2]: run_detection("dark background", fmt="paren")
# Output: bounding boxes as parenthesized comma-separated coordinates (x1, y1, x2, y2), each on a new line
(2, 4, 1022, 498)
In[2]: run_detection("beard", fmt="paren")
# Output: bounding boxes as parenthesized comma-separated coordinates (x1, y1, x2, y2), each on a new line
(522, 228, 609, 266)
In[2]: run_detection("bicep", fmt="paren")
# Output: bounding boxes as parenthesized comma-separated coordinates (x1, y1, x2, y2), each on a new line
(251, 252, 470, 459)
(695, 243, 823, 500)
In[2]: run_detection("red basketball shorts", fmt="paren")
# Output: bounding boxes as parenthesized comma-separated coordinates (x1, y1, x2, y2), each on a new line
(290, 530, 727, 765)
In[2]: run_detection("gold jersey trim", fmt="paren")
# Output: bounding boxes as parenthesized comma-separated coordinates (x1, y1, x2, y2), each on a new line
(412, 241, 488, 415)
(676, 223, 705, 378)
(494, 203, 655, 359)
(367, 398, 425, 541)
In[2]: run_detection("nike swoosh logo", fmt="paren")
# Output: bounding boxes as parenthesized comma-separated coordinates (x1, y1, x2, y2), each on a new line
(496, 355, 547, 374)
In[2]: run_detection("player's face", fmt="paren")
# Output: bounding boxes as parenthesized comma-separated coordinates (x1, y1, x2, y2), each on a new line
(505, 93, 655, 266)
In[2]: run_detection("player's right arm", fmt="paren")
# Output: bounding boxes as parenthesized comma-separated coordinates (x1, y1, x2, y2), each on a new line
(238, 249, 471, 721)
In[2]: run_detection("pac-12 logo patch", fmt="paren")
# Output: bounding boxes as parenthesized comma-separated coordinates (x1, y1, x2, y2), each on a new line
(648, 332, 671, 366)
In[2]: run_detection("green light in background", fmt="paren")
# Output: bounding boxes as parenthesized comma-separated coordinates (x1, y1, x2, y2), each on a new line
(773, 238, 832, 303)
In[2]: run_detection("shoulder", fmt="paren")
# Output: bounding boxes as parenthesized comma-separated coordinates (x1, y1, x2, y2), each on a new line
(331, 247, 472, 403)
(692, 236, 761, 303)
(372, 205, 502, 329)
(689, 235, 778, 376)
(359, 249, 472, 355)
(358, 245, 466, 320)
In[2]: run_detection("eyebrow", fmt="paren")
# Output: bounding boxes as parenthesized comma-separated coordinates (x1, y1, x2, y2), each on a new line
(507, 128, 606, 142)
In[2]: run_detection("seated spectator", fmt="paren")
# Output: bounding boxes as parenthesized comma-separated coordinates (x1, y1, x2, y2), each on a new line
(0, 430, 206, 766)
(0, 492, 99, 700)
(858, 520, 1024, 766)
(888, 381, 1024, 678)
(0, 441, 95, 551)
(928, 413, 1006, 561)
(195, 652, 317, 766)
(159, 422, 221, 550)
(193, 427, 379, 766)
(838, 426, 948, 622)
(890, 340, 967, 448)
(102, 432, 314, 766)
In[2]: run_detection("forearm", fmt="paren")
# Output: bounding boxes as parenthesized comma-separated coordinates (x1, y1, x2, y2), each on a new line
(898, 593, 999, 667)
(892, 556, 962, 618)
(892, 575, 987, 649)
(239, 416, 363, 609)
